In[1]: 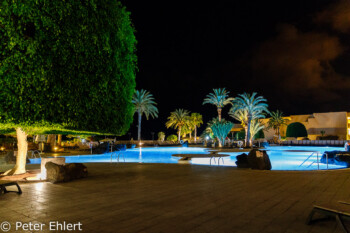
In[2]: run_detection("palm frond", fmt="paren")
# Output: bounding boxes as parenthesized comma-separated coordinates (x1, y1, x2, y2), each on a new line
(210, 120, 234, 146)
(203, 88, 234, 108)
(165, 109, 190, 130)
(132, 89, 159, 120)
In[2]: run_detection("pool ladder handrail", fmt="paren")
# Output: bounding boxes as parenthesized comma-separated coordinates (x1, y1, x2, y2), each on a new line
(298, 151, 324, 170)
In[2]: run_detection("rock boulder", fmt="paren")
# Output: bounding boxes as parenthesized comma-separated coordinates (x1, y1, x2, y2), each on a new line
(235, 153, 250, 168)
(45, 162, 67, 183)
(247, 149, 272, 170)
(45, 162, 88, 183)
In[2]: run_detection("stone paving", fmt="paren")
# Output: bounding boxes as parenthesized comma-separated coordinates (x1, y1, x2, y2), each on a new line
(1, 163, 350, 233)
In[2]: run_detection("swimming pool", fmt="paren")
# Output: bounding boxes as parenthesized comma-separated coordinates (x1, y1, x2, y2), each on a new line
(30, 146, 347, 170)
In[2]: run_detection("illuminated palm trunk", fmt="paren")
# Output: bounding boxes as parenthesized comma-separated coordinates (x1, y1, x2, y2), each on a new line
(194, 126, 197, 143)
(5, 128, 28, 175)
(137, 111, 142, 143)
(247, 116, 252, 147)
(217, 108, 222, 121)
(178, 126, 181, 143)
(244, 125, 248, 147)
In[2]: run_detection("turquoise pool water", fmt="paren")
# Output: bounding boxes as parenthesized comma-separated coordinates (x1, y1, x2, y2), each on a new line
(30, 146, 347, 170)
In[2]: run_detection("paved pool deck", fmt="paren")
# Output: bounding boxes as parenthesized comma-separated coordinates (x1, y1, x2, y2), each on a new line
(1, 163, 350, 233)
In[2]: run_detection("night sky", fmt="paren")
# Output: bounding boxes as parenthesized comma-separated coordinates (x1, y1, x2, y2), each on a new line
(119, 0, 350, 140)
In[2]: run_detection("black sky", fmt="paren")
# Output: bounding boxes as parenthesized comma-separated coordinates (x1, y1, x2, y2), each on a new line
(119, 0, 350, 140)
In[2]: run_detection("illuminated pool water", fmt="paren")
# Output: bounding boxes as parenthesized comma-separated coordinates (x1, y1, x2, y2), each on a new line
(30, 146, 347, 170)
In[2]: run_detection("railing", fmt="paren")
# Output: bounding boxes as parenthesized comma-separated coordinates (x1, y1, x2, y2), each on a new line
(27, 150, 41, 159)
(298, 151, 321, 170)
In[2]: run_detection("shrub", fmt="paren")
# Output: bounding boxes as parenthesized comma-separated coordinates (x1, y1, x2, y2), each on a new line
(158, 132, 165, 142)
(166, 134, 178, 143)
(286, 122, 307, 138)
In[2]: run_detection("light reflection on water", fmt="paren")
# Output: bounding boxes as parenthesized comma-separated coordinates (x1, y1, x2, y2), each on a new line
(30, 146, 347, 171)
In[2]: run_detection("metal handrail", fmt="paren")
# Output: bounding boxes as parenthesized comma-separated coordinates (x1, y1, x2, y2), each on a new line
(299, 151, 321, 169)
(27, 150, 41, 159)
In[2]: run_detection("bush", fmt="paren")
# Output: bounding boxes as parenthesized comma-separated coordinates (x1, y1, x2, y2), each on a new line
(158, 132, 165, 142)
(286, 122, 307, 138)
(166, 134, 178, 143)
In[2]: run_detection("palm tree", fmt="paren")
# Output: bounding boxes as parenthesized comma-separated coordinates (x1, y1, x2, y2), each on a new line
(267, 110, 287, 140)
(203, 88, 234, 121)
(249, 120, 265, 146)
(210, 119, 234, 147)
(165, 109, 190, 143)
(132, 89, 159, 143)
(189, 113, 203, 143)
(231, 92, 269, 147)
(229, 109, 248, 146)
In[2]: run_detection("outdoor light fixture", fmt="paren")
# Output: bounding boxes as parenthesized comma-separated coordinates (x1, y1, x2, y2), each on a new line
(54, 147, 58, 151)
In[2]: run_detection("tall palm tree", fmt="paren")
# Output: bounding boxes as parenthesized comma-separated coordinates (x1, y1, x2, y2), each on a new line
(231, 92, 269, 147)
(165, 109, 190, 143)
(132, 89, 158, 143)
(267, 110, 287, 140)
(190, 113, 203, 143)
(203, 88, 234, 121)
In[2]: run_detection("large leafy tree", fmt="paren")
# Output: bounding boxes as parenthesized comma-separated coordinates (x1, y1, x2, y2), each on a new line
(132, 90, 158, 142)
(0, 0, 137, 174)
(267, 110, 288, 140)
(231, 93, 269, 147)
(189, 113, 203, 143)
(165, 109, 190, 143)
(203, 88, 234, 121)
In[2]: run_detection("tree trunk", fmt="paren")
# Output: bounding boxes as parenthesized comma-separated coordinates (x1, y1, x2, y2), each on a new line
(194, 126, 197, 143)
(217, 107, 222, 121)
(219, 137, 223, 148)
(57, 134, 62, 146)
(178, 126, 181, 143)
(277, 127, 281, 141)
(247, 116, 252, 147)
(4, 128, 28, 175)
(244, 125, 248, 147)
(137, 111, 142, 143)
(47, 134, 56, 151)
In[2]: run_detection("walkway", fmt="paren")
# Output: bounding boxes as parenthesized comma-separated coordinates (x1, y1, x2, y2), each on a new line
(1, 163, 350, 232)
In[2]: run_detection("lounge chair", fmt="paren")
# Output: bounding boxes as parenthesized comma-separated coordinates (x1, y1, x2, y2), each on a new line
(0, 180, 22, 195)
(307, 201, 350, 233)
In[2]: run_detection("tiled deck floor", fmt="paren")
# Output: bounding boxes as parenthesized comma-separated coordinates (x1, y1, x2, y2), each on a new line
(1, 163, 350, 233)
